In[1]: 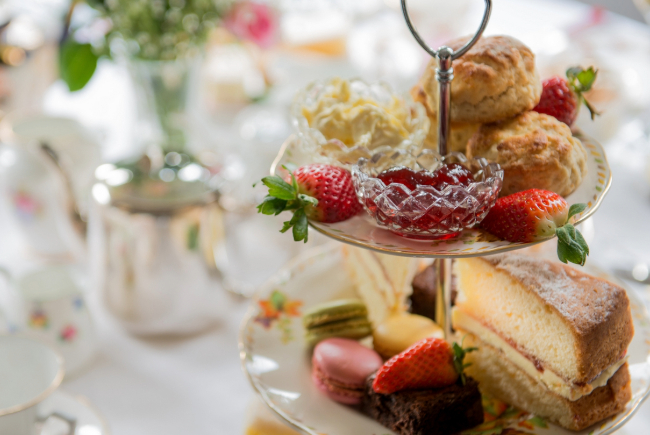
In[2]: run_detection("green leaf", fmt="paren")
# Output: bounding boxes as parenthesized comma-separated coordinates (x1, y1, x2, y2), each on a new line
(298, 194, 318, 207)
(567, 203, 587, 221)
(557, 237, 586, 266)
(59, 40, 98, 92)
(574, 227, 590, 256)
(527, 416, 548, 428)
(261, 176, 296, 200)
(257, 196, 287, 215)
(279, 219, 293, 233)
(291, 208, 309, 243)
(452, 341, 477, 385)
(270, 290, 286, 310)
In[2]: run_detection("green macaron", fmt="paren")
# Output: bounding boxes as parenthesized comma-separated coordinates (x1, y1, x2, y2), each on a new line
(303, 299, 372, 346)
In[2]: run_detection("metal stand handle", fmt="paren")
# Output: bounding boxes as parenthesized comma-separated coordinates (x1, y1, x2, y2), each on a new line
(400, 0, 492, 156)
(401, 0, 492, 338)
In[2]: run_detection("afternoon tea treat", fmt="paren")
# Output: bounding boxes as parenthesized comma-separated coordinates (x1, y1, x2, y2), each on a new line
(372, 313, 444, 359)
(467, 111, 588, 197)
(311, 337, 383, 405)
(533, 66, 600, 127)
(294, 77, 429, 166)
(480, 189, 589, 265)
(412, 35, 541, 152)
(342, 245, 417, 325)
(352, 151, 503, 238)
(257, 164, 361, 242)
(303, 299, 372, 346)
(452, 254, 634, 430)
(362, 337, 483, 435)
(410, 262, 458, 321)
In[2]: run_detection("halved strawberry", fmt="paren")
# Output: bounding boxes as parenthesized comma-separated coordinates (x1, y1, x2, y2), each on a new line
(533, 66, 600, 127)
(257, 164, 361, 242)
(372, 337, 476, 395)
(480, 189, 589, 265)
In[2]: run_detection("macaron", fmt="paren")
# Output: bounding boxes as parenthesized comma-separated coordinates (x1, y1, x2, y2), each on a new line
(312, 337, 383, 405)
(303, 299, 372, 346)
(373, 313, 444, 359)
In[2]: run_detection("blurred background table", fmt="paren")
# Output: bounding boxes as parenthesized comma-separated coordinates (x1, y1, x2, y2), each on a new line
(2, 0, 650, 433)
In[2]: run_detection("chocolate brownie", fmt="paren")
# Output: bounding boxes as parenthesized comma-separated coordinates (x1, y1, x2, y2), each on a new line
(410, 263, 458, 321)
(361, 374, 483, 435)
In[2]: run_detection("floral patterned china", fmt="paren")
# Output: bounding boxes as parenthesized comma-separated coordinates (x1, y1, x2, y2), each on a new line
(271, 133, 611, 257)
(240, 244, 650, 435)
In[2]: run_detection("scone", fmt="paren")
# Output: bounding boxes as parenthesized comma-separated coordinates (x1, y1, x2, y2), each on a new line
(467, 111, 588, 197)
(413, 35, 542, 126)
(452, 254, 634, 431)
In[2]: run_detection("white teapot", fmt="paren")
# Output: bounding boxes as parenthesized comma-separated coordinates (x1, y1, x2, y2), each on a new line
(0, 112, 100, 260)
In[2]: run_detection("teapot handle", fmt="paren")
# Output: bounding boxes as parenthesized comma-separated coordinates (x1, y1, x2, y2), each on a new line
(39, 142, 87, 239)
(0, 266, 20, 333)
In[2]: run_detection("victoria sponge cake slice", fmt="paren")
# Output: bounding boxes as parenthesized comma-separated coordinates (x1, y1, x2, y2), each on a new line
(452, 254, 633, 431)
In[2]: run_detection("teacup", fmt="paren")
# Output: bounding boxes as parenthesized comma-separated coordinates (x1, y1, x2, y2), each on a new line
(0, 111, 100, 260)
(0, 335, 76, 435)
(0, 265, 96, 377)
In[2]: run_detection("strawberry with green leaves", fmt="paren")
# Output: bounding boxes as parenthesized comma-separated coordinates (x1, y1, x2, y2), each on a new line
(372, 337, 476, 395)
(257, 164, 361, 243)
(533, 66, 600, 127)
(480, 189, 589, 265)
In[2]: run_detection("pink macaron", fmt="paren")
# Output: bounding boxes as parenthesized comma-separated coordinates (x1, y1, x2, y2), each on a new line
(311, 337, 383, 405)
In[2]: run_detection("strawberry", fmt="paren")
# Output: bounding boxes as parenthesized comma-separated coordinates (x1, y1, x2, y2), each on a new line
(257, 164, 361, 243)
(533, 66, 600, 126)
(372, 337, 476, 395)
(480, 189, 589, 265)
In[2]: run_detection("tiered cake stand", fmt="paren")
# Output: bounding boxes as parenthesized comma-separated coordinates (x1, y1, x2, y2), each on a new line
(239, 1, 650, 434)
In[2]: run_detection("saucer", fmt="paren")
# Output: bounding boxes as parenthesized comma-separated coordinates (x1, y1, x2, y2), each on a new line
(240, 244, 650, 435)
(39, 390, 110, 435)
(271, 133, 611, 258)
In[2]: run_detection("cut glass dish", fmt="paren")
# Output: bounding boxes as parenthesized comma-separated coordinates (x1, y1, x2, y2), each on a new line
(290, 78, 429, 168)
(352, 150, 503, 239)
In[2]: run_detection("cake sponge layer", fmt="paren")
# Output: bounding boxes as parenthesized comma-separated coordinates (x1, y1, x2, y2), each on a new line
(455, 255, 633, 383)
(461, 332, 631, 431)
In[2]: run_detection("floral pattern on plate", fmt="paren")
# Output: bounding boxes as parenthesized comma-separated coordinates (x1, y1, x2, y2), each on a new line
(255, 290, 303, 344)
(240, 245, 650, 435)
(271, 133, 611, 258)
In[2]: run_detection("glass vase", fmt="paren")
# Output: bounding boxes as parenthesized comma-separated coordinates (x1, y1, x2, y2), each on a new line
(128, 57, 200, 164)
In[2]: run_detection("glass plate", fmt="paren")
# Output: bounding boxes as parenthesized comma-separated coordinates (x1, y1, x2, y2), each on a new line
(239, 244, 650, 435)
(271, 133, 611, 258)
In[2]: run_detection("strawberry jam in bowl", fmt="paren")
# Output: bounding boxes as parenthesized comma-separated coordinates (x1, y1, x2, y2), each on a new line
(352, 150, 503, 239)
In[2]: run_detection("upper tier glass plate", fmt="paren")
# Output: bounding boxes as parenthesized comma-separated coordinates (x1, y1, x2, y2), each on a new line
(239, 244, 650, 435)
(271, 133, 611, 258)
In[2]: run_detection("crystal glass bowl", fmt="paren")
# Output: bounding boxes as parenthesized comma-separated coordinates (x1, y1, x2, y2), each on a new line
(352, 150, 503, 239)
(290, 78, 429, 168)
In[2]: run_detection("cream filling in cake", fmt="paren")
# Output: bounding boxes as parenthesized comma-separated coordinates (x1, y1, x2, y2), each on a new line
(343, 246, 417, 325)
(453, 308, 627, 401)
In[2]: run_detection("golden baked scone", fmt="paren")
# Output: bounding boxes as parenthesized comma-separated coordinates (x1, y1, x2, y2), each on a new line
(411, 84, 478, 153)
(414, 35, 541, 125)
(467, 111, 587, 197)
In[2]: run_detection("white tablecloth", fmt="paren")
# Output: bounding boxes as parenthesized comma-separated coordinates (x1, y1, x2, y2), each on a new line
(2, 0, 650, 433)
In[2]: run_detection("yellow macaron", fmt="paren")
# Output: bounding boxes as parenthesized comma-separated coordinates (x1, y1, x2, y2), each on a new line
(373, 313, 444, 359)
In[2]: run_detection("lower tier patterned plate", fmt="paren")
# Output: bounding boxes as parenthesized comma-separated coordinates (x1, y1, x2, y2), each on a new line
(239, 244, 650, 435)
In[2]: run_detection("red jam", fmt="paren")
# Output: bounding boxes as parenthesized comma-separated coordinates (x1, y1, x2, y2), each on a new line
(377, 163, 474, 191)
(374, 163, 476, 238)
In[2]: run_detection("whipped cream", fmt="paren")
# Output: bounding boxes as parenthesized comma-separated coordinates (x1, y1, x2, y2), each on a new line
(301, 78, 412, 151)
